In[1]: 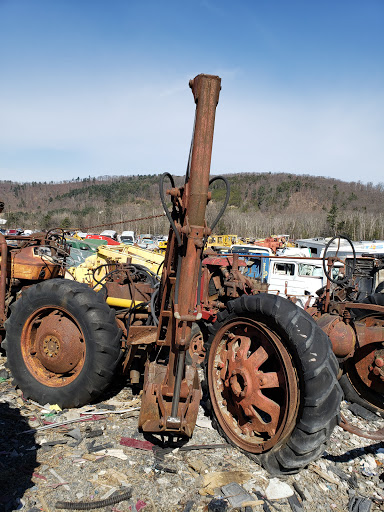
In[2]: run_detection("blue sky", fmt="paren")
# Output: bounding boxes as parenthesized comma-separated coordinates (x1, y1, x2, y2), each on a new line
(0, 0, 383, 184)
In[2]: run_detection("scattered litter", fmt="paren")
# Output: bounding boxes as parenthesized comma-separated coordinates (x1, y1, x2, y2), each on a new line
(120, 437, 153, 450)
(56, 488, 132, 510)
(182, 501, 195, 512)
(220, 482, 258, 508)
(0, 368, 9, 379)
(200, 471, 253, 496)
(49, 404, 62, 413)
(302, 487, 313, 502)
(154, 463, 177, 474)
(179, 443, 229, 451)
(94, 448, 128, 460)
(348, 492, 372, 512)
(87, 440, 114, 453)
(328, 465, 352, 483)
(207, 498, 229, 512)
(66, 427, 82, 441)
(360, 456, 378, 477)
(96, 468, 131, 487)
(318, 482, 330, 492)
(40, 439, 68, 447)
(196, 417, 213, 429)
(135, 499, 147, 511)
(288, 493, 303, 511)
(100, 486, 118, 500)
(187, 459, 208, 474)
(311, 464, 340, 484)
(265, 478, 294, 500)
(32, 472, 47, 481)
(49, 468, 70, 491)
(292, 482, 305, 502)
(85, 428, 104, 438)
(22, 414, 108, 433)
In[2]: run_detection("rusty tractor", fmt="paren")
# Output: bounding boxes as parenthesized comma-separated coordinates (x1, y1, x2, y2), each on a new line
(307, 236, 384, 423)
(1, 74, 374, 476)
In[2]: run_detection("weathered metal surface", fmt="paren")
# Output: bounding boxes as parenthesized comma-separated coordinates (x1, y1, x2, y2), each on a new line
(339, 414, 384, 440)
(316, 314, 356, 358)
(11, 246, 62, 280)
(139, 74, 221, 436)
(207, 318, 299, 453)
(138, 359, 201, 437)
(188, 330, 206, 364)
(20, 308, 86, 387)
(202, 256, 247, 267)
(353, 344, 384, 389)
(125, 325, 157, 345)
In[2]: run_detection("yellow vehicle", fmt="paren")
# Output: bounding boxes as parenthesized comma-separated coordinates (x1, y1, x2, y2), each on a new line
(206, 234, 240, 249)
(155, 240, 168, 255)
(66, 243, 164, 309)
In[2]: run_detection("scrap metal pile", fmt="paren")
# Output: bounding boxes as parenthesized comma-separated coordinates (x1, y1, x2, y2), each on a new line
(0, 75, 383, 486)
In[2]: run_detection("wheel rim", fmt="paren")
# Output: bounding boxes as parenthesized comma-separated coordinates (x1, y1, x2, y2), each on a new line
(345, 316, 384, 411)
(21, 307, 86, 387)
(207, 317, 299, 453)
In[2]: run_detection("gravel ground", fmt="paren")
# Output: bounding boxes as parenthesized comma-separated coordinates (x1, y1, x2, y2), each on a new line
(1, 352, 384, 512)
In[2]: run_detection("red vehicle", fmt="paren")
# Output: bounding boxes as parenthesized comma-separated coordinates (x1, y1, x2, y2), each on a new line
(85, 234, 120, 245)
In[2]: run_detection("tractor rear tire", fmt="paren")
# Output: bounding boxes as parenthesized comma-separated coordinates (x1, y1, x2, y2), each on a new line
(3, 279, 121, 409)
(206, 294, 342, 475)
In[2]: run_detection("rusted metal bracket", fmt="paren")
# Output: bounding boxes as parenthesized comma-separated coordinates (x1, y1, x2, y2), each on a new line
(339, 414, 384, 441)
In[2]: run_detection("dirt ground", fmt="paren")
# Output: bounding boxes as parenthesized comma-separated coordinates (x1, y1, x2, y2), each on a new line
(0, 352, 383, 512)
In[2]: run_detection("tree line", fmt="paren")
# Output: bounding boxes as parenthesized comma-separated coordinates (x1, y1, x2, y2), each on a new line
(1, 172, 383, 240)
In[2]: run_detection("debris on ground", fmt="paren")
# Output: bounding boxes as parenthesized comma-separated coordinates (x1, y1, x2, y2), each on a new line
(1, 352, 384, 511)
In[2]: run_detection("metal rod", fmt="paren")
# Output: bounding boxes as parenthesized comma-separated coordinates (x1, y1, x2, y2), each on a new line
(169, 349, 186, 420)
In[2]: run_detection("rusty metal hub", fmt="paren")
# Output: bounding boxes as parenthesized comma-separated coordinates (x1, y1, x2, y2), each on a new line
(21, 308, 86, 387)
(188, 331, 206, 364)
(208, 318, 299, 453)
(43, 335, 60, 357)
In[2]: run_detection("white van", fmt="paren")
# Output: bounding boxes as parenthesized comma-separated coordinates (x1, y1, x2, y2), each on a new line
(119, 230, 135, 244)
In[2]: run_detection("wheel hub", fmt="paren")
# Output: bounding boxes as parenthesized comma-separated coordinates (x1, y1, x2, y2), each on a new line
(35, 314, 84, 373)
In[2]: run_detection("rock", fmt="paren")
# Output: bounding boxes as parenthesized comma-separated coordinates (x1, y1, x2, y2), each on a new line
(265, 478, 294, 500)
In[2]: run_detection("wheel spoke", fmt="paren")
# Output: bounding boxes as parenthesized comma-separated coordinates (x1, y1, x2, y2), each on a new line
(259, 371, 279, 389)
(235, 336, 251, 360)
(247, 345, 269, 370)
(239, 392, 280, 436)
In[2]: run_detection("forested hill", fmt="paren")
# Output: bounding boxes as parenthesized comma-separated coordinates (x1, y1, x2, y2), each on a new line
(1, 172, 384, 240)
